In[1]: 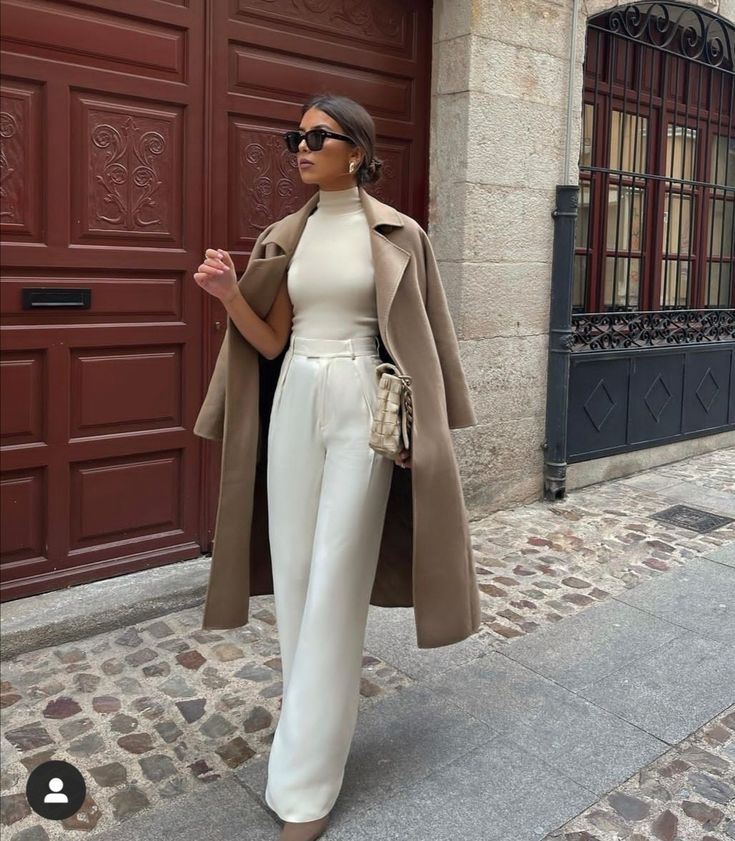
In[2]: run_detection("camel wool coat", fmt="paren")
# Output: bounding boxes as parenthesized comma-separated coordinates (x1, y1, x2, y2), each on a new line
(193, 185, 481, 648)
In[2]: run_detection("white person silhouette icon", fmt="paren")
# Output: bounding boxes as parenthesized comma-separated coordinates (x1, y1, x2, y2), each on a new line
(43, 777, 69, 803)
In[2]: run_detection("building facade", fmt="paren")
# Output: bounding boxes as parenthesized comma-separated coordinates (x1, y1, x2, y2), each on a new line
(431, 0, 734, 514)
(1, 0, 733, 600)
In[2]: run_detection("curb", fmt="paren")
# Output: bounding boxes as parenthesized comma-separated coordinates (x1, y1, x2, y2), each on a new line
(0, 556, 212, 660)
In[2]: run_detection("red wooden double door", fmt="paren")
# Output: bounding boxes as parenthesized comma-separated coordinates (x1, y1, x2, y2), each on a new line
(0, 0, 431, 600)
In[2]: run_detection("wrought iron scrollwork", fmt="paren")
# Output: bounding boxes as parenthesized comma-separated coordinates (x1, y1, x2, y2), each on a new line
(603, 2, 734, 70)
(571, 309, 735, 351)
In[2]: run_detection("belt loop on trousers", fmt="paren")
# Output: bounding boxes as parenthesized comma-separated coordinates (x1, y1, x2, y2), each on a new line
(349, 337, 356, 360)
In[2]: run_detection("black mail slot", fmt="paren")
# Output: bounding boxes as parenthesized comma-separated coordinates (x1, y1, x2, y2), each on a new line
(22, 288, 91, 309)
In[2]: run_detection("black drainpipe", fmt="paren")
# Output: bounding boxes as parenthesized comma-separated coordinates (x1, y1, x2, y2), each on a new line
(543, 184, 579, 501)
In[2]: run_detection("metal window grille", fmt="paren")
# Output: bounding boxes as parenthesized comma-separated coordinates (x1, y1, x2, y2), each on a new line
(576, 2, 734, 315)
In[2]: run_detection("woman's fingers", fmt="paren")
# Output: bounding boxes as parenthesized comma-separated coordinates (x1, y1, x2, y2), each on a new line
(200, 262, 224, 275)
(394, 448, 411, 468)
(202, 248, 227, 272)
(217, 250, 234, 269)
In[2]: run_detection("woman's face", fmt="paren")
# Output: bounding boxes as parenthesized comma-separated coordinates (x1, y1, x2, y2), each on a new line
(295, 107, 364, 190)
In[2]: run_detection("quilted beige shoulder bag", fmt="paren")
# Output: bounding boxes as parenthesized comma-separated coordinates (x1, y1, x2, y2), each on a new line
(368, 363, 413, 458)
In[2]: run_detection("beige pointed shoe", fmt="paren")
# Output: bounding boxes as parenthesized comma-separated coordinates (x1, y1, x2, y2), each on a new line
(278, 812, 330, 841)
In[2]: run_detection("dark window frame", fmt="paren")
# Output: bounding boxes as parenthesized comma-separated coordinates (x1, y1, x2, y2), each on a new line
(576, 1, 734, 314)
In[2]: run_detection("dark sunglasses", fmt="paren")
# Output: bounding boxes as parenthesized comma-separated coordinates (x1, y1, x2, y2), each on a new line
(282, 128, 355, 153)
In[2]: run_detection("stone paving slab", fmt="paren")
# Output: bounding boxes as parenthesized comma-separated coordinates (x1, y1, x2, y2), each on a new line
(648, 449, 735, 491)
(327, 733, 596, 841)
(615, 555, 735, 645)
(99, 776, 277, 841)
(362, 605, 495, 679)
(237, 681, 499, 821)
(705, 541, 735, 568)
(421, 649, 669, 795)
(580, 631, 735, 745)
(612, 472, 687, 494)
(494, 596, 686, 691)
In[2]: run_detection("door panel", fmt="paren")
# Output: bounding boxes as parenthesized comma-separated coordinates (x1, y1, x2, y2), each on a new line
(0, 0, 206, 599)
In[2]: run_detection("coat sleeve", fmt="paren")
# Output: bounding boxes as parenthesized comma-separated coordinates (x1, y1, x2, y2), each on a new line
(192, 223, 274, 441)
(419, 226, 478, 429)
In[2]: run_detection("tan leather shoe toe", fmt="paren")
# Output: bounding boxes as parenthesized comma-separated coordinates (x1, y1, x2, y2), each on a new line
(278, 811, 330, 841)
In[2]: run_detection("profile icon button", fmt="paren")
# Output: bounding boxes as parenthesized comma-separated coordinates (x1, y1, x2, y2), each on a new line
(26, 760, 86, 820)
(44, 777, 69, 803)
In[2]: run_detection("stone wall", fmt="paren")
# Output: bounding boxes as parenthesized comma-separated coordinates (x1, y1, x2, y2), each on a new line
(429, 0, 734, 515)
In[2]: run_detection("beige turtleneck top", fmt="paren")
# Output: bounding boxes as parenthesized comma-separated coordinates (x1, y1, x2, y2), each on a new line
(287, 184, 378, 339)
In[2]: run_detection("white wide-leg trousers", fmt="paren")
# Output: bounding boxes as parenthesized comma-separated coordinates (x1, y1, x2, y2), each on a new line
(264, 334, 394, 823)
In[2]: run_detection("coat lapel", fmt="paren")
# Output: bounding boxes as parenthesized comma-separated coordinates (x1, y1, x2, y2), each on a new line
(257, 185, 412, 339)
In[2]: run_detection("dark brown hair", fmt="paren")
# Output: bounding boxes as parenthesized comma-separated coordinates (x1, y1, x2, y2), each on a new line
(300, 93, 383, 186)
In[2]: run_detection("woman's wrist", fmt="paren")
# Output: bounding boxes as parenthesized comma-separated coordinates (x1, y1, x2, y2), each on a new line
(223, 285, 239, 306)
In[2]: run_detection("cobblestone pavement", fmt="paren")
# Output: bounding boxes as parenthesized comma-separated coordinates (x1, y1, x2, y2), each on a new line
(1, 447, 733, 839)
(546, 704, 735, 841)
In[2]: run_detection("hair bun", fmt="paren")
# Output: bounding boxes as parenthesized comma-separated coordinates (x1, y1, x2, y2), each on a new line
(363, 157, 383, 184)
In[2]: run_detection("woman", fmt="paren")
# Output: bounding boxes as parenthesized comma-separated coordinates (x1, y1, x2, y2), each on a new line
(194, 93, 480, 841)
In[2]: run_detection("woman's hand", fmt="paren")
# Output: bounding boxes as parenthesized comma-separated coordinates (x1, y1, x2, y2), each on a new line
(394, 447, 411, 469)
(194, 248, 238, 303)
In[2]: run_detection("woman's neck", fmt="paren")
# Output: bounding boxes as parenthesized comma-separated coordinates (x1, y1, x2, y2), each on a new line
(316, 184, 361, 215)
